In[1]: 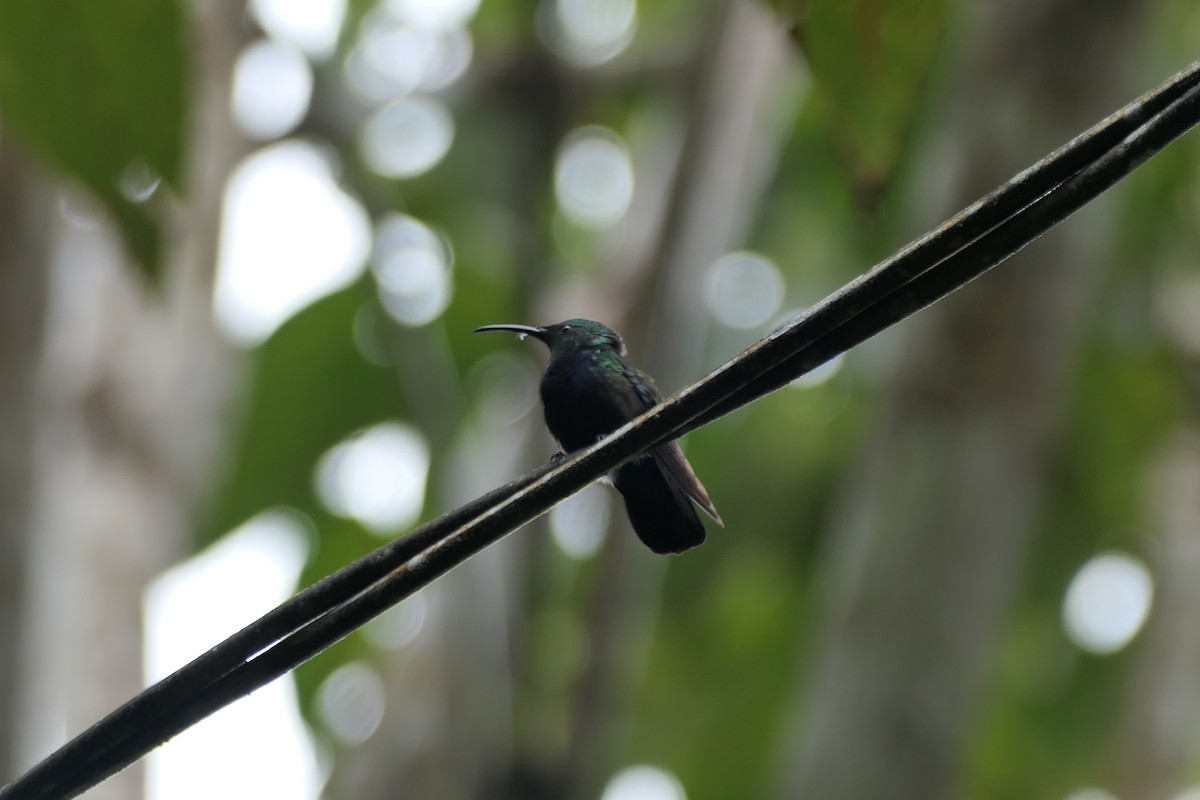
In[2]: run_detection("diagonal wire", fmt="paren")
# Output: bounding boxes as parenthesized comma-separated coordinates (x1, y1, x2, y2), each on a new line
(4, 59, 1200, 800)
(686, 59, 1200, 430)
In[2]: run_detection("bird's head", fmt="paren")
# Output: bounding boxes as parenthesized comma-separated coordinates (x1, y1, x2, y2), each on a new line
(474, 318, 626, 359)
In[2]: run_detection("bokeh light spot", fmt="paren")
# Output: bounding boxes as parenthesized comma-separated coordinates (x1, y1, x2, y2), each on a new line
(554, 127, 635, 229)
(705, 251, 785, 329)
(600, 765, 687, 800)
(232, 39, 314, 140)
(550, 483, 611, 559)
(1063, 789, 1119, 800)
(250, 0, 345, 60)
(58, 192, 105, 229)
(315, 422, 430, 535)
(371, 213, 454, 326)
(790, 354, 844, 389)
(363, 591, 427, 650)
(1154, 272, 1200, 356)
(1063, 551, 1153, 654)
(470, 352, 542, 427)
(344, 14, 473, 102)
(359, 97, 455, 178)
(117, 159, 162, 204)
(386, 0, 481, 28)
(540, 0, 637, 67)
(316, 662, 386, 745)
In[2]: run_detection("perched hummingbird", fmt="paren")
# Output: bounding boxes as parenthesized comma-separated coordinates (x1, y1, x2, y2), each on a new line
(474, 318, 722, 555)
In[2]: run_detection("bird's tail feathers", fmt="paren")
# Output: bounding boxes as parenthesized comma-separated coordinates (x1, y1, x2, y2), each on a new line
(613, 448, 712, 555)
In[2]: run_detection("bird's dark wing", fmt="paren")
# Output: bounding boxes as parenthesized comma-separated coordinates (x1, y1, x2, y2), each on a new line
(649, 440, 722, 524)
(622, 366, 723, 525)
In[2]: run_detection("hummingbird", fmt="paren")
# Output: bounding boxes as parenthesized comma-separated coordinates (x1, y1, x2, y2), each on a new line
(474, 318, 722, 555)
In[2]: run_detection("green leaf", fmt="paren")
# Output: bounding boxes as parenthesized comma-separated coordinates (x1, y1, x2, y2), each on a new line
(0, 0, 188, 281)
(204, 280, 413, 733)
(789, 0, 955, 202)
(203, 280, 403, 543)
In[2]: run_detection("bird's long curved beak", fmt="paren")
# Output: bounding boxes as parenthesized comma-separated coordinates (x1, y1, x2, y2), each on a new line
(473, 323, 547, 342)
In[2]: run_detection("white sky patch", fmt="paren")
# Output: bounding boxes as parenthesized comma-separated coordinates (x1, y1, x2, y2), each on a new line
(144, 511, 319, 800)
(214, 141, 371, 346)
(250, 0, 346, 61)
(1063, 551, 1154, 655)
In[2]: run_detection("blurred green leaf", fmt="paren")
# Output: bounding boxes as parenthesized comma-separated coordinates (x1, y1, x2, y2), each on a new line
(205, 279, 455, 732)
(0, 0, 187, 281)
(203, 280, 403, 543)
(789, 0, 955, 204)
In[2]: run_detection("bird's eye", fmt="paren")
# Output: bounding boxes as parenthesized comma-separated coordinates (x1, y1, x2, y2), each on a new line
(561, 324, 572, 332)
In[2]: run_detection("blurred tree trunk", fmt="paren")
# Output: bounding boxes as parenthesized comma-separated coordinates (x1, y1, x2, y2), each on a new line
(10, 3, 245, 798)
(1113, 430, 1200, 800)
(562, 2, 795, 799)
(320, 3, 796, 798)
(774, 0, 1148, 798)
(318, 31, 573, 800)
(0, 142, 52, 783)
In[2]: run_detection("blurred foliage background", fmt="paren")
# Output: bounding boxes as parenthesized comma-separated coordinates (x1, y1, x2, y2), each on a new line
(1, 0, 1200, 799)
